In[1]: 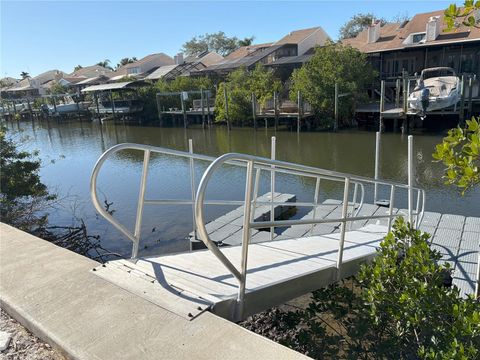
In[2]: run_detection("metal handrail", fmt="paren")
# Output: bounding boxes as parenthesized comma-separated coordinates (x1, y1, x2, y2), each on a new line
(91, 143, 425, 317)
(194, 152, 425, 318)
(90, 142, 367, 259)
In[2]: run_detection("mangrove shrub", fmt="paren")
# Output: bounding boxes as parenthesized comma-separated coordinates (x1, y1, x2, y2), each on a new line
(215, 64, 281, 125)
(0, 128, 56, 231)
(289, 44, 376, 127)
(243, 218, 480, 359)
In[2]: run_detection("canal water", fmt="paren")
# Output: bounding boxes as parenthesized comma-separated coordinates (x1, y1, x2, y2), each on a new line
(6, 119, 480, 257)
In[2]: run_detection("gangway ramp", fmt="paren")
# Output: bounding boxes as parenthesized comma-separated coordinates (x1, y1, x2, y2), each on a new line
(90, 143, 428, 322)
(94, 224, 387, 321)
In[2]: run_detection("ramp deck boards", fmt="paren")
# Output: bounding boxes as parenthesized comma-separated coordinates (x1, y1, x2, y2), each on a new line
(94, 198, 479, 321)
(94, 224, 387, 320)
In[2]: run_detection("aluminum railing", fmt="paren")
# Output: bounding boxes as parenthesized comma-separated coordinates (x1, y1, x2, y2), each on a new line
(91, 141, 425, 316)
(194, 152, 425, 317)
(90, 142, 367, 258)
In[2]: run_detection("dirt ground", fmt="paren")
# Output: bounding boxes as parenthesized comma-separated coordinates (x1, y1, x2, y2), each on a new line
(0, 309, 65, 360)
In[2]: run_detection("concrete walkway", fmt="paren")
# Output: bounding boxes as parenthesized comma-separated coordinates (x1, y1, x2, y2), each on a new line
(0, 223, 309, 360)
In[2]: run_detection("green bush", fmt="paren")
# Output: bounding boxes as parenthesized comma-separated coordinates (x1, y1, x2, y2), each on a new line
(289, 44, 376, 127)
(0, 128, 56, 231)
(215, 64, 281, 125)
(244, 218, 480, 359)
(433, 117, 480, 194)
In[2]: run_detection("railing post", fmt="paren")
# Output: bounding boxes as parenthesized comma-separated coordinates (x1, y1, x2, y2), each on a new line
(408, 135, 414, 226)
(238, 160, 255, 318)
(374, 131, 380, 204)
(132, 150, 151, 259)
(310, 177, 321, 235)
(349, 182, 358, 229)
(336, 177, 350, 280)
(189, 139, 196, 251)
(387, 185, 395, 233)
(270, 136, 276, 241)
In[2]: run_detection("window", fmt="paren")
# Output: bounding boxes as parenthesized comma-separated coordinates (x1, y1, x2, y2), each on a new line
(412, 33, 426, 43)
(127, 67, 140, 75)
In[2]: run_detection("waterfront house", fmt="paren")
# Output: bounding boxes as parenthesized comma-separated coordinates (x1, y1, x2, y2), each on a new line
(146, 51, 223, 81)
(109, 53, 175, 81)
(196, 26, 330, 78)
(2, 69, 66, 98)
(69, 65, 113, 79)
(341, 9, 480, 79)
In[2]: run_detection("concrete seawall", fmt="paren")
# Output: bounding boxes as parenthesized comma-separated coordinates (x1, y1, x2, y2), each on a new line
(0, 223, 309, 360)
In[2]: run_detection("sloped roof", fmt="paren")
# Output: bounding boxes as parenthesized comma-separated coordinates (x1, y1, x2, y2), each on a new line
(275, 27, 322, 45)
(184, 51, 224, 66)
(267, 54, 314, 66)
(33, 69, 65, 85)
(124, 53, 174, 69)
(69, 65, 113, 78)
(224, 43, 273, 61)
(342, 9, 480, 53)
(4, 78, 35, 92)
(201, 44, 284, 72)
(146, 64, 179, 80)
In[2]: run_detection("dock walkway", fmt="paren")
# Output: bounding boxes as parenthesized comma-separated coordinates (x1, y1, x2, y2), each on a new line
(94, 198, 480, 321)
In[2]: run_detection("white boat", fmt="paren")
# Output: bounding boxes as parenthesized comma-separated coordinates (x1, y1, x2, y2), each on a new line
(48, 96, 90, 115)
(408, 67, 460, 113)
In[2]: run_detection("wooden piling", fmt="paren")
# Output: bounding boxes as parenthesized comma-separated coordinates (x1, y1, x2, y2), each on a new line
(297, 90, 301, 133)
(334, 83, 339, 132)
(402, 76, 408, 134)
(200, 88, 205, 128)
(223, 85, 230, 130)
(52, 96, 57, 114)
(155, 94, 163, 126)
(273, 91, 278, 131)
(379, 80, 385, 133)
(109, 90, 115, 117)
(252, 93, 257, 130)
(180, 93, 187, 129)
(395, 78, 400, 108)
(95, 92, 100, 119)
(467, 76, 473, 119)
(206, 91, 211, 126)
(459, 75, 466, 125)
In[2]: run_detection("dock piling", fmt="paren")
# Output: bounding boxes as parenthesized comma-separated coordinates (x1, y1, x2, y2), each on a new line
(188, 139, 195, 251)
(459, 75, 466, 126)
(467, 76, 473, 119)
(200, 89, 205, 128)
(408, 135, 414, 226)
(252, 93, 257, 130)
(156, 94, 163, 126)
(273, 92, 279, 131)
(223, 85, 230, 130)
(374, 131, 380, 204)
(379, 80, 385, 133)
(297, 90, 301, 133)
(334, 83, 339, 132)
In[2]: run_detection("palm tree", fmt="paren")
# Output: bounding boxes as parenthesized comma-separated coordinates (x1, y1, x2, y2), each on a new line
(238, 36, 255, 47)
(116, 57, 138, 69)
(96, 59, 113, 70)
(20, 71, 30, 79)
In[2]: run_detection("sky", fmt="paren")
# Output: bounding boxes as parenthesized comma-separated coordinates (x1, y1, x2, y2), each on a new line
(1, 0, 455, 78)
